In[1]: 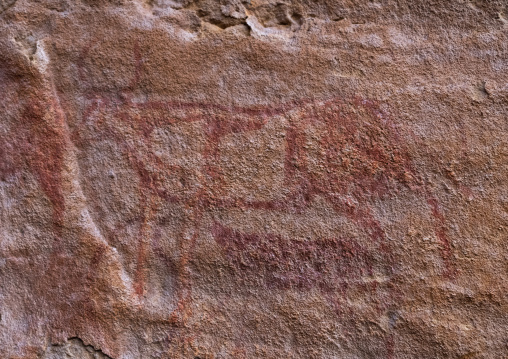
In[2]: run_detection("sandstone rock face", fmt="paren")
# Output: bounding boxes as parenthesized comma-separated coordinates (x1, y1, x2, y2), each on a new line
(1, 1, 508, 358)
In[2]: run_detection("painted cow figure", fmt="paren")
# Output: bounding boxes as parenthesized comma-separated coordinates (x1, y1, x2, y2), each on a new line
(73, 96, 450, 357)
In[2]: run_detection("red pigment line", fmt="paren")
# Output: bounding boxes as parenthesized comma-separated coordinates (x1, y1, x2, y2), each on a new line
(211, 221, 398, 334)
(166, 193, 206, 326)
(77, 39, 98, 82)
(128, 97, 301, 117)
(129, 40, 143, 89)
(212, 222, 377, 290)
(79, 104, 198, 300)
(133, 228, 148, 296)
(83, 97, 411, 220)
(426, 195, 455, 277)
(81, 93, 387, 123)
(77, 47, 358, 118)
(284, 124, 304, 183)
(74, 44, 411, 118)
(386, 333, 395, 359)
(133, 182, 153, 297)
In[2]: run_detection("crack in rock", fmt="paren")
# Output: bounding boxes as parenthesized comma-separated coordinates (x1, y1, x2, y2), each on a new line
(43, 337, 113, 359)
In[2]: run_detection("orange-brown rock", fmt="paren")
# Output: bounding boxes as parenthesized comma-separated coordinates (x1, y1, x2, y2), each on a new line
(1, 1, 507, 358)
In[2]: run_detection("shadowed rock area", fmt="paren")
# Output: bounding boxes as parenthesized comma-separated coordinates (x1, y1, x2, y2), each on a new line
(1, 0, 507, 358)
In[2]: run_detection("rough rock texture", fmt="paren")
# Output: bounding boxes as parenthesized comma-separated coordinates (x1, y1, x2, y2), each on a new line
(1, 1, 508, 358)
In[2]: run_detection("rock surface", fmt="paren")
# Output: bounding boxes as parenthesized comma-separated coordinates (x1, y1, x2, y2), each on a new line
(1, 1, 508, 358)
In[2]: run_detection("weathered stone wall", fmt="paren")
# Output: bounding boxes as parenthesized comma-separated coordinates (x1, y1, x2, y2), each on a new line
(1, 1, 507, 358)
